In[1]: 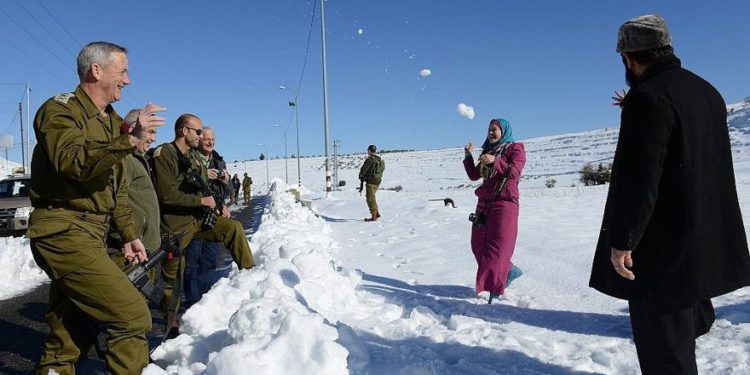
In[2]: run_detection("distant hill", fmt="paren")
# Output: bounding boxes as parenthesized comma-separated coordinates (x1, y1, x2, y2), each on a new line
(231, 99, 750, 192)
(728, 100, 750, 135)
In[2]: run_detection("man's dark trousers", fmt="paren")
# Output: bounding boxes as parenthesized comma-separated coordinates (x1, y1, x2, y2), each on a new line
(183, 239, 232, 307)
(628, 299, 715, 375)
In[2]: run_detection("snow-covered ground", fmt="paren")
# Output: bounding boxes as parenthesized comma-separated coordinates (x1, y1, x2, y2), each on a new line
(2, 102, 750, 374)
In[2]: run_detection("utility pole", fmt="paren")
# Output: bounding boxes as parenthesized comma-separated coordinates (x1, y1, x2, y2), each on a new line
(291, 100, 301, 188)
(279, 86, 303, 188)
(26, 83, 31, 173)
(19, 102, 25, 173)
(332, 140, 340, 190)
(274, 124, 289, 184)
(320, 0, 331, 196)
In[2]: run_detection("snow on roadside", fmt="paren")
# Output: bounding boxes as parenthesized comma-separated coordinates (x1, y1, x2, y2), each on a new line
(0, 236, 48, 299)
(145, 180, 354, 374)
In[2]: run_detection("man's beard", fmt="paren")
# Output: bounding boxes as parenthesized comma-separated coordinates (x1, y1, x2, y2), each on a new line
(622, 55, 637, 87)
(189, 137, 201, 149)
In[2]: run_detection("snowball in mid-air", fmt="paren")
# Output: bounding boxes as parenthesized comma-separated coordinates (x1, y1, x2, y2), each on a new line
(419, 69, 431, 78)
(457, 103, 475, 120)
(357, 28, 363, 35)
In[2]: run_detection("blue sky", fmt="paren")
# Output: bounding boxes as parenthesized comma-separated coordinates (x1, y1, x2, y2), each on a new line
(1, 0, 748, 163)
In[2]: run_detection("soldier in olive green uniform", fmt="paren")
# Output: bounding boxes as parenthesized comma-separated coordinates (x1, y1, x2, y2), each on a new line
(358, 144, 384, 222)
(152, 114, 254, 329)
(242, 173, 252, 204)
(108, 109, 161, 269)
(27, 42, 165, 375)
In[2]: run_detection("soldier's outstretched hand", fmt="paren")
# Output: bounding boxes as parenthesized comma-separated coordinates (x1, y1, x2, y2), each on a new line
(129, 102, 167, 145)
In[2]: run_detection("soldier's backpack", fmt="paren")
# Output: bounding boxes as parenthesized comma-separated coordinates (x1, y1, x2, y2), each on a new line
(375, 158, 385, 179)
(369, 157, 385, 182)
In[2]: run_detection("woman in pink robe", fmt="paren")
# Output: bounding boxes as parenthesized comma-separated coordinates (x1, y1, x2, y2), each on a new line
(463, 118, 526, 303)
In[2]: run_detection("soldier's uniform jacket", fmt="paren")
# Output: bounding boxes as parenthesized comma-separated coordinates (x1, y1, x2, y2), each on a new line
(152, 142, 209, 234)
(27, 85, 137, 244)
(108, 152, 161, 251)
(242, 176, 252, 190)
(359, 154, 383, 185)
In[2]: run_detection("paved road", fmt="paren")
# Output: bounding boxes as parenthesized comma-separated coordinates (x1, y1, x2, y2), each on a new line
(0, 196, 267, 374)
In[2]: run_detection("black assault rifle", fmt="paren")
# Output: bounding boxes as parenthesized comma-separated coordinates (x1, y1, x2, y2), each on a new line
(125, 248, 167, 305)
(125, 233, 181, 306)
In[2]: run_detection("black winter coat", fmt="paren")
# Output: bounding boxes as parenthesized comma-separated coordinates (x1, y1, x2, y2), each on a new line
(589, 56, 750, 304)
(208, 150, 230, 201)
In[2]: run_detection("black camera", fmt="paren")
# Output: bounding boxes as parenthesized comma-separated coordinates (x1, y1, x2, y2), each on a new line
(202, 208, 218, 230)
(468, 212, 486, 226)
(215, 170, 225, 181)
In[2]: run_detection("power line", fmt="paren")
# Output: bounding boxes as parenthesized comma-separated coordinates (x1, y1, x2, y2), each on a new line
(0, 7, 76, 74)
(3, 109, 19, 135)
(33, 0, 81, 47)
(293, 1, 318, 101)
(2, 90, 27, 134)
(0, 33, 69, 87)
(15, 0, 78, 58)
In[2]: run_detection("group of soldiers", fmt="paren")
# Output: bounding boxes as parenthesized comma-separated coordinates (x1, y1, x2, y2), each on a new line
(27, 41, 256, 374)
(230, 171, 253, 205)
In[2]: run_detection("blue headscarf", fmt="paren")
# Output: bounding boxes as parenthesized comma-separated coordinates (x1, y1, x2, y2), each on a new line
(481, 118, 514, 153)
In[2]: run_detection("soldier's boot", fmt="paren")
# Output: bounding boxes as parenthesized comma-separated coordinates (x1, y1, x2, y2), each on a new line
(364, 213, 378, 222)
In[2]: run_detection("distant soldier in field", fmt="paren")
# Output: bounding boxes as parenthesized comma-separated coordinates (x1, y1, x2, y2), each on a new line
(358, 144, 385, 222)
(242, 172, 252, 204)
(231, 173, 241, 205)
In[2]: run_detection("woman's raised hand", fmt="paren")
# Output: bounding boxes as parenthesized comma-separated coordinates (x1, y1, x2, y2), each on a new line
(464, 143, 474, 154)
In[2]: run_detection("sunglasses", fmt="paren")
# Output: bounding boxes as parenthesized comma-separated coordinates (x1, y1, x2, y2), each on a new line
(184, 126, 203, 136)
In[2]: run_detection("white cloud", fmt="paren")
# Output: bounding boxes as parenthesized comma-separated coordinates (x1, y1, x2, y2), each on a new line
(419, 69, 431, 78)
(456, 103, 475, 120)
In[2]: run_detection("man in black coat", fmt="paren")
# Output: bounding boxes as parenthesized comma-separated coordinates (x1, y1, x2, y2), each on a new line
(589, 14, 750, 374)
(183, 126, 234, 307)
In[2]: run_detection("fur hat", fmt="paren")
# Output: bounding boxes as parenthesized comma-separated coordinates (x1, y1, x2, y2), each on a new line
(616, 14, 671, 53)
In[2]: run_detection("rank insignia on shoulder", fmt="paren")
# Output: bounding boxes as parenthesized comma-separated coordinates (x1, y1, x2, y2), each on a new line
(153, 146, 162, 157)
(53, 92, 75, 104)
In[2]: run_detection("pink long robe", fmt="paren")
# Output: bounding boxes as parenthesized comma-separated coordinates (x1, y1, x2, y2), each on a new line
(463, 142, 526, 295)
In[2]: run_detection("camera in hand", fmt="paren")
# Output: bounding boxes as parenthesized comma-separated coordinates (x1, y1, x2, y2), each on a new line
(202, 208, 218, 230)
(468, 212, 486, 226)
(215, 170, 225, 181)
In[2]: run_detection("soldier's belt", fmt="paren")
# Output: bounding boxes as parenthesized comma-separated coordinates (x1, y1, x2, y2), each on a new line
(33, 205, 112, 224)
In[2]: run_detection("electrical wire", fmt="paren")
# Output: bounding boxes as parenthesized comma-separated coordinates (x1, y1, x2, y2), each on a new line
(2, 90, 28, 135)
(0, 33, 69, 87)
(294, 0, 318, 101)
(15, 0, 78, 58)
(33, 0, 81, 47)
(0, 7, 77, 75)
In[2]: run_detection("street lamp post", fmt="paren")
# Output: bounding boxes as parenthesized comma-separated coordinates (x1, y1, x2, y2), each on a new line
(279, 86, 302, 188)
(274, 124, 289, 184)
(258, 143, 270, 191)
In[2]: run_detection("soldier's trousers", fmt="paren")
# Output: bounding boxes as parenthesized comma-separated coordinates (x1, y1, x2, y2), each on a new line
(160, 216, 255, 318)
(243, 188, 251, 204)
(28, 209, 151, 375)
(366, 183, 380, 215)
